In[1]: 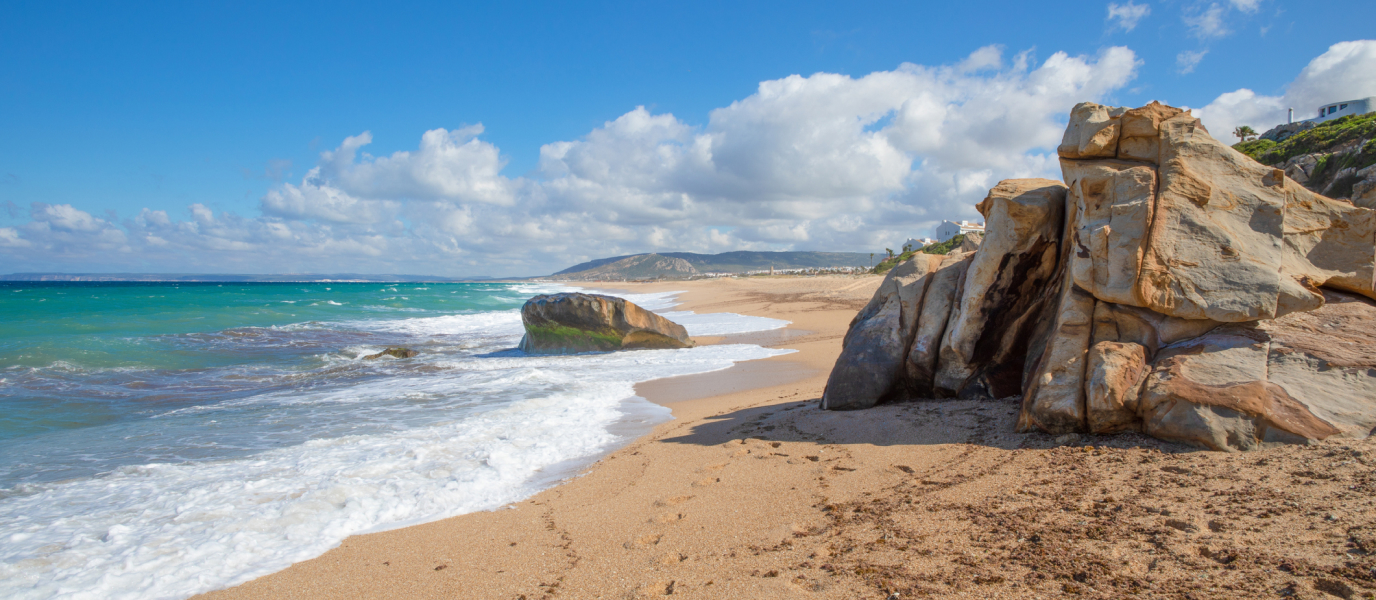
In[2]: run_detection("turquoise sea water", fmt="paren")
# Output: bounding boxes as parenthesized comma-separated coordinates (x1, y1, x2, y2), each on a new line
(0, 281, 791, 600)
(1, 282, 533, 442)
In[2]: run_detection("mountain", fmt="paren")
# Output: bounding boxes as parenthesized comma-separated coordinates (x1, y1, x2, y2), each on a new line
(552, 251, 873, 280)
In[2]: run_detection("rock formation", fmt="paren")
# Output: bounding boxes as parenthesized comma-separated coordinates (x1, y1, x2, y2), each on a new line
(363, 347, 419, 360)
(519, 293, 694, 354)
(823, 101, 1376, 451)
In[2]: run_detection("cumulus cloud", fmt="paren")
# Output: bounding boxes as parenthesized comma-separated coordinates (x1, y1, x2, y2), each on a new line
(319, 127, 514, 205)
(1194, 40, 1376, 143)
(1, 45, 1144, 276)
(1107, 2, 1151, 32)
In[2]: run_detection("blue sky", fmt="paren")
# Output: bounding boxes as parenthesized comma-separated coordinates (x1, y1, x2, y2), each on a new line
(2, 0, 1374, 276)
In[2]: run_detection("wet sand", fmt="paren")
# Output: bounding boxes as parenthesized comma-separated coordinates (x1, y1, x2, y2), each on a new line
(200, 275, 1376, 600)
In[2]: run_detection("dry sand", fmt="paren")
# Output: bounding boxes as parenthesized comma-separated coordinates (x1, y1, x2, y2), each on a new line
(201, 276, 1376, 600)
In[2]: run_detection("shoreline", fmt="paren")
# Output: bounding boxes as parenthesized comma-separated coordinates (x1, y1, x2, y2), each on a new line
(199, 275, 879, 600)
(200, 275, 1376, 600)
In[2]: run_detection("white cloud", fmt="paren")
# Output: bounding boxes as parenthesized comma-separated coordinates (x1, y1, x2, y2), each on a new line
(1229, 0, 1260, 13)
(1194, 40, 1376, 142)
(1185, 3, 1228, 39)
(1176, 50, 1208, 74)
(319, 127, 515, 205)
(32, 203, 106, 233)
(0, 45, 1143, 276)
(0, 227, 30, 248)
(1107, 2, 1151, 32)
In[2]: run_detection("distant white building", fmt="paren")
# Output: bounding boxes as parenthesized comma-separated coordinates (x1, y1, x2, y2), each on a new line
(935, 220, 984, 242)
(903, 237, 935, 251)
(1310, 97, 1375, 124)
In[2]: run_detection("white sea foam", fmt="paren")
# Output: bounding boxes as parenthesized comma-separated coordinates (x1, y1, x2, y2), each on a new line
(0, 289, 794, 600)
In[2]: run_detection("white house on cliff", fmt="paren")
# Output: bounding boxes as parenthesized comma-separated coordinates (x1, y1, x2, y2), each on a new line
(935, 220, 984, 242)
(1312, 97, 1374, 124)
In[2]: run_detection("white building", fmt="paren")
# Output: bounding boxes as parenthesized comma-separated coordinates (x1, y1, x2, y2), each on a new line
(1310, 98, 1375, 124)
(903, 237, 935, 251)
(935, 220, 984, 242)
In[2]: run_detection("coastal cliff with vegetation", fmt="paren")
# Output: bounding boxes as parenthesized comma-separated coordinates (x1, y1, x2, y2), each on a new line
(1233, 111, 1376, 207)
(552, 251, 871, 280)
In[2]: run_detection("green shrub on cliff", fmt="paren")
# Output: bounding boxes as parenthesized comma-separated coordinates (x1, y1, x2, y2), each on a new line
(1232, 112, 1376, 167)
(871, 234, 965, 274)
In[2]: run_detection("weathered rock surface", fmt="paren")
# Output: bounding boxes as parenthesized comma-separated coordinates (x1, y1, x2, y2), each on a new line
(1084, 341, 1148, 434)
(824, 100, 1376, 451)
(822, 254, 943, 410)
(903, 252, 973, 398)
(519, 293, 693, 354)
(1136, 111, 1376, 321)
(936, 179, 1065, 399)
(1136, 290, 1376, 450)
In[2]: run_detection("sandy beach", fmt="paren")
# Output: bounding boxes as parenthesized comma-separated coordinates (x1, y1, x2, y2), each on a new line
(201, 276, 1376, 600)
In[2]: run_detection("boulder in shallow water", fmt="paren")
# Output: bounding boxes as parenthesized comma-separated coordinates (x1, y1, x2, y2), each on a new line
(519, 293, 694, 354)
(364, 347, 419, 360)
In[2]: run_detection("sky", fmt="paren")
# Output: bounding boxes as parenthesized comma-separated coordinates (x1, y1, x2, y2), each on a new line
(2, 1, 1374, 277)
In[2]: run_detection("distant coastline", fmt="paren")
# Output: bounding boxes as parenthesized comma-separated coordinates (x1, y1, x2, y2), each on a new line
(0, 273, 505, 283)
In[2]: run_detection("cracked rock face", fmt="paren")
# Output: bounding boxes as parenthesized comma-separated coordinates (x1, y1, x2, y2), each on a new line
(824, 100, 1376, 451)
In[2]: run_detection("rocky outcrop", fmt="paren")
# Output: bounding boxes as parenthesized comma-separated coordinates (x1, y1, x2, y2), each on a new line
(822, 254, 944, 410)
(364, 347, 419, 360)
(519, 293, 694, 354)
(824, 101, 1376, 451)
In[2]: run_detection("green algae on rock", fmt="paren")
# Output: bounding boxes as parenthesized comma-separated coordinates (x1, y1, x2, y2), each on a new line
(518, 293, 694, 355)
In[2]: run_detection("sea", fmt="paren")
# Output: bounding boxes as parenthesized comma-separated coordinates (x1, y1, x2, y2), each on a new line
(0, 281, 791, 600)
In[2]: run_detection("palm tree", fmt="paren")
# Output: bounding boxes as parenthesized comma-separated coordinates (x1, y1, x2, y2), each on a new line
(1233, 125, 1258, 142)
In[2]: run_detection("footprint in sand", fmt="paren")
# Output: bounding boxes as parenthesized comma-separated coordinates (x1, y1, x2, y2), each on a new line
(654, 495, 695, 508)
(692, 477, 720, 488)
(655, 552, 688, 566)
(651, 512, 686, 524)
(624, 533, 663, 549)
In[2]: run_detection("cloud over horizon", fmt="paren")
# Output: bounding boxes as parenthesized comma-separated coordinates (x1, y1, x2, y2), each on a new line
(4, 41, 1373, 277)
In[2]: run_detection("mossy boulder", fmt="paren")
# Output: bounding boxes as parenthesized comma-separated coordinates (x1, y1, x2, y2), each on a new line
(518, 293, 694, 354)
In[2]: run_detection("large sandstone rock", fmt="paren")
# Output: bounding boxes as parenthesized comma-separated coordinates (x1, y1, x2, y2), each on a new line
(823, 100, 1376, 451)
(1133, 111, 1375, 321)
(935, 179, 1065, 399)
(519, 293, 693, 354)
(1114, 101, 1185, 163)
(1062, 160, 1155, 306)
(1084, 341, 1148, 434)
(1136, 290, 1376, 450)
(903, 252, 973, 398)
(1058, 102, 1124, 159)
(1017, 277, 1097, 434)
(822, 254, 943, 410)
